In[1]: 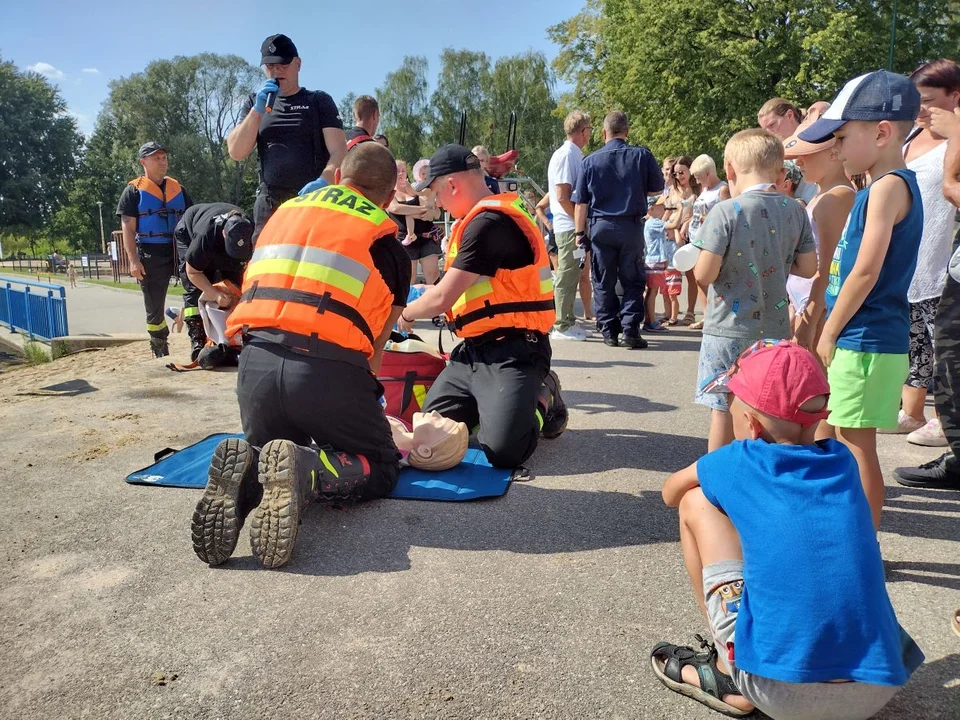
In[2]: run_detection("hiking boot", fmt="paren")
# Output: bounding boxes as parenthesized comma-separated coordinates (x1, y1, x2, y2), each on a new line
(893, 452, 960, 490)
(150, 337, 170, 358)
(249, 441, 373, 569)
(191, 438, 261, 566)
(622, 334, 649, 349)
(540, 370, 568, 440)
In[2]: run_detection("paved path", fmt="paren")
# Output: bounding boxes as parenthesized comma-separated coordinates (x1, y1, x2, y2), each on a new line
(62, 280, 152, 335)
(0, 325, 957, 719)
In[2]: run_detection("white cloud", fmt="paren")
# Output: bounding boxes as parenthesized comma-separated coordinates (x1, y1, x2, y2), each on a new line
(26, 62, 65, 80)
(81, 67, 100, 74)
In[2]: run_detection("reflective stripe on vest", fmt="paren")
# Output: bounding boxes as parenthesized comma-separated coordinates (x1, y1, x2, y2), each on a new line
(132, 176, 186, 244)
(444, 193, 555, 338)
(226, 184, 396, 358)
(246, 243, 371, 299)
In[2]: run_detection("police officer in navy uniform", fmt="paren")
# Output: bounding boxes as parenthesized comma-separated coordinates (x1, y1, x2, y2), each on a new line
(117, 141, 193, 357)
(573, 111, 663, 348)
(173, 203, 254, 361)
(227, 34, 347, 242)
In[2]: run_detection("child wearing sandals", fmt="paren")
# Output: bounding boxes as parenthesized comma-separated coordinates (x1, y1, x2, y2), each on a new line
(653, 340, 923, 719)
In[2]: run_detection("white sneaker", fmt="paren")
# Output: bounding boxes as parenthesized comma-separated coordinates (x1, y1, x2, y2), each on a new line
(906, 418, 949, 447)
(550, 326, 587, 341)
(878, 410, 926, 435)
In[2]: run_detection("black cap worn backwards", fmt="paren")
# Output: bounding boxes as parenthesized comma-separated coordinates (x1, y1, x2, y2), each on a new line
(137, 141, 166, 159)
(261, 34, 298, 64)
(415, 144, 482, 191)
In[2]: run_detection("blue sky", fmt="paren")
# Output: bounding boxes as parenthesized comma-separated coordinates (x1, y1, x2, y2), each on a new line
(1, 0, 585, 136)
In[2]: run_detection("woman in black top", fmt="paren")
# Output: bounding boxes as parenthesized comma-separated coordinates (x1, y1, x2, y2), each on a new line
(387, 161, 442, 284)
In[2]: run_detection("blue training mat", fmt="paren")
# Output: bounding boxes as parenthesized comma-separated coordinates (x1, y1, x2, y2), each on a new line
(125, 433, 513, 501)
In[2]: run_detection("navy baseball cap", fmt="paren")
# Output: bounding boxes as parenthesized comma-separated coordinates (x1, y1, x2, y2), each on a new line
(415, 144, 482, 190)
(799, 70, 920, 144)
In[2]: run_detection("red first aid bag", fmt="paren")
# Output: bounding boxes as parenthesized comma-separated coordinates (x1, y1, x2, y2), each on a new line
(378, 337, 448, 426)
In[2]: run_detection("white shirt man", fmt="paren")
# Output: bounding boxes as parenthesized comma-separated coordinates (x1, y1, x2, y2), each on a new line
(547, 111, 592, 338)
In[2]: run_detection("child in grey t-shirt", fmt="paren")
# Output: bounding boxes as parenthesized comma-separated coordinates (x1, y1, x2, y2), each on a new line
(692, 129, 817, 451)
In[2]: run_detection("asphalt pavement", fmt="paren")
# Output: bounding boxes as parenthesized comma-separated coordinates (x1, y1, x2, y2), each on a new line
(0, 323, 957, 719)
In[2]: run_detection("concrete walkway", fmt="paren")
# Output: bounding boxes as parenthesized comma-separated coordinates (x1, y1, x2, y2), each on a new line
(0, 326, 957, 719)
(62, 280, 152, 336)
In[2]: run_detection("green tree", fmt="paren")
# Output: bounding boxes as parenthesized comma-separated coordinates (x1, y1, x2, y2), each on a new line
(338, 92, 357, 127)
(0, 56, 82, 234)
(428, 49, 493, 148)
(484, 52, 562, 187)
(377, 56, 430, 166)
(550, 0, 960, 163)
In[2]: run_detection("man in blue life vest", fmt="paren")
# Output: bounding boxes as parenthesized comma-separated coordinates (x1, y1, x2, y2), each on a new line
(117, 141, 193, 357)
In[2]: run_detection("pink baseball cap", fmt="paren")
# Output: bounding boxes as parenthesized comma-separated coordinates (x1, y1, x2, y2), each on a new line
(701, 340, 831, 427)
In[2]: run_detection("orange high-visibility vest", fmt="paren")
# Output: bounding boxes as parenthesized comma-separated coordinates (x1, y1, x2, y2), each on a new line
(444, 193, 555, 338)
(226, 184, 397, 358)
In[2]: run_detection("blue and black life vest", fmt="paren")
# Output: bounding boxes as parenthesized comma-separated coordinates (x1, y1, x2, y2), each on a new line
(131, 176, 186, 244)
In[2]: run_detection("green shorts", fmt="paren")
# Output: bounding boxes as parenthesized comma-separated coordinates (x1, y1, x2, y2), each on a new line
(827, 348, 908, 429)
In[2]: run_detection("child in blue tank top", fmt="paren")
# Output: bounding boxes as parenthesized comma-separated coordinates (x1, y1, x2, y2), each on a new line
(797, 70, 925, 529)
(651, 340, 922, 720)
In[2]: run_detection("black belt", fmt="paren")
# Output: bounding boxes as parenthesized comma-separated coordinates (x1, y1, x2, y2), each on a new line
(244, 329, 370, 369)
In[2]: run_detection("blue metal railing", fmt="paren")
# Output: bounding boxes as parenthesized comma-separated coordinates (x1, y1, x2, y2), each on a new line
(0, 277, 69, 341)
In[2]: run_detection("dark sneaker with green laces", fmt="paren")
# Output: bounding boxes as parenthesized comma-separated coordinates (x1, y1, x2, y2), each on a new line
(893, 452, 960, 489)
(541, 370, 568, 439)
(191, 438, 261, 566)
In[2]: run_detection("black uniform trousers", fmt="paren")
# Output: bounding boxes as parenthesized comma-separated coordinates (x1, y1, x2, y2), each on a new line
(138, 243, 176, 340)
(589, 216, 646, 339)
(934, 231, 960, 468)
(422, 333, 551, 469)
(237, 338, 400, 499)
(253, 184, 298, 245)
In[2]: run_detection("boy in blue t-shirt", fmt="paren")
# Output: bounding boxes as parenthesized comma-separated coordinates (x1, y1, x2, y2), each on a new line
(799, 70, 924, 529)
(652, 340, 922, 719)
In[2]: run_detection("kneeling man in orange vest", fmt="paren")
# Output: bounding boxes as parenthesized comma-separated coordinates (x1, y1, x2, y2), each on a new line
(191, 142, 411, 569)
(399, 145, 567, 468)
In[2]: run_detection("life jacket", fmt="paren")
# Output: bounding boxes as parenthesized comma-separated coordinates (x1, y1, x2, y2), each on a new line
(226, 184, 397, 359)
(131, 176, 186, 244)
(444, 193, 555, 339)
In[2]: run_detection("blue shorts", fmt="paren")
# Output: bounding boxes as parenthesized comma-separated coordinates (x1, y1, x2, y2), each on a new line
(695, 334, 755, 412)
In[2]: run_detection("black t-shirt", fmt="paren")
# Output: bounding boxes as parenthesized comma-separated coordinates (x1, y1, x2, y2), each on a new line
(345, 125, 371, 141)
(241, 88, 343, 192)
(116, 179, 194, 218)
(178, 202, 246, 277)
(390, 196, 435, 237)
(370, 235, 411, 307)
(451, 211, 534, 276)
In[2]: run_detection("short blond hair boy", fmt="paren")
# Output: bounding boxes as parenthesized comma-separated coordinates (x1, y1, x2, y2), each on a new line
(724, 129, 784, 177)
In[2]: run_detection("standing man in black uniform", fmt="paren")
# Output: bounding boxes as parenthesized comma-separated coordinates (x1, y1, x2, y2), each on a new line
(174, 203, 254, 361)
(117, 142, 193, 357)
(573, 111, 662, 348)
(227, 34, 347, 242)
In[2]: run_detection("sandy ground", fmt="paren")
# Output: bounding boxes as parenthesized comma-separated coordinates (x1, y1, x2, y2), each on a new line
(0, 330, 957, 720)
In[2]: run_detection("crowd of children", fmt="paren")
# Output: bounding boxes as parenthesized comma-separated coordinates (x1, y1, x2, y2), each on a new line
(648, 68, 956, 719)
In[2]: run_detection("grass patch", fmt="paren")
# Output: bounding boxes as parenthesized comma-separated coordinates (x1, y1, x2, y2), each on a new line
(82, 279, 185, 296)
(51, 340, 70, 360)
(0, 268, 63, 284)
(22, 340, 51, 364)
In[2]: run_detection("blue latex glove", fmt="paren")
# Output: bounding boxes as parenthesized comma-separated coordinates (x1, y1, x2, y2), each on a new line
(298, 177, 329, 196)
(253, 79, 280, 114)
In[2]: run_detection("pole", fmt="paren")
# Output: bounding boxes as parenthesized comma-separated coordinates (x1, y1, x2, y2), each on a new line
(887, 0, 898, 71)
(96, 201, 106, 254)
